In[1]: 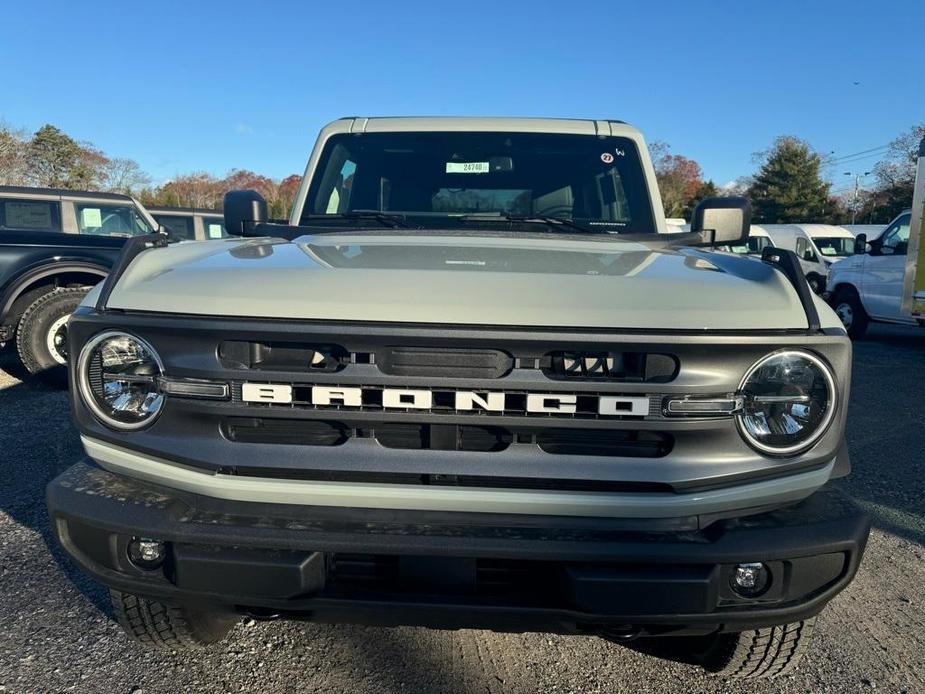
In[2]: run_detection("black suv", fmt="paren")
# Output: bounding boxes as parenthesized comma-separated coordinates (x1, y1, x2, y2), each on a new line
(0, 186, 159, 375)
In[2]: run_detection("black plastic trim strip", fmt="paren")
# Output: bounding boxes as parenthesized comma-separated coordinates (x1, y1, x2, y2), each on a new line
(761, 247, 821, 332)
(95, 233, 168, 311)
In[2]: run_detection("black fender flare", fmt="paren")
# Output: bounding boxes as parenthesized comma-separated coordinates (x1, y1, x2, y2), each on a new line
(0, 260, 108, 325)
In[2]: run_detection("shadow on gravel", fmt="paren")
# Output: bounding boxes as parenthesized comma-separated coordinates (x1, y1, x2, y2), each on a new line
(838, 324, 925, 547)
(327, 624, 472, 694)
(0, 350, 112, 616)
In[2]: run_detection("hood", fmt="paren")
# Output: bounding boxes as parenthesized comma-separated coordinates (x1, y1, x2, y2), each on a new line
(104, 233, 814, 330)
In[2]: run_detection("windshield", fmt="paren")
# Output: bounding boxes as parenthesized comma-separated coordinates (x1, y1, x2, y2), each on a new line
(814, 237, 854, 257)
(301, 132, 655, 233)
(718, 235, 773, 255)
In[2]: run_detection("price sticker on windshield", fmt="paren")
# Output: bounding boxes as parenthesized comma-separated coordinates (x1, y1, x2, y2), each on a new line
(446, 162, 490, 174)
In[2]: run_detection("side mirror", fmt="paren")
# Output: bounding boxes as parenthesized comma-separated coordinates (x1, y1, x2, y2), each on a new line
(690, 197, 751, 246)
(224, 190, 268, 236)
(853, 233, 867, 255)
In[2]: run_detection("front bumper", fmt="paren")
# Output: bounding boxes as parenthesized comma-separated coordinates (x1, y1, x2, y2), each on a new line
(48, 460, 870, 637)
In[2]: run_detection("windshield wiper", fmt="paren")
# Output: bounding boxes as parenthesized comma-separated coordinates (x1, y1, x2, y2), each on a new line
(302, 211, 409, 229)
(459, 213, 605, 235)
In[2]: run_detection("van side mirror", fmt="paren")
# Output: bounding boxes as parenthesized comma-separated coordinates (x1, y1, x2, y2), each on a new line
(854, 233, 867, 255)
(224, 190, 268, 236)
(690, 197, 751, 246)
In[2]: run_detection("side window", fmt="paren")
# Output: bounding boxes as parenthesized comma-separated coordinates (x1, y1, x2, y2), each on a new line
(75, 203, 153, 237)
(202, 217, 228, 239)
(795, 237, 814, 261)
(880, 214, 910, 256)
(312, 143, 356, 215)
(153, 214, 195, 241)
(0, 198, 62, 231)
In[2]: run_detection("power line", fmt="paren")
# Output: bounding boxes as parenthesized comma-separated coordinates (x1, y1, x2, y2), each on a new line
(826, 144, 890, 164)
(831, 151, 889, 167)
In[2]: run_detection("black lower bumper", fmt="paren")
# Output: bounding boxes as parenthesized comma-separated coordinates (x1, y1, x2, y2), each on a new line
(47, 460, 870, 637)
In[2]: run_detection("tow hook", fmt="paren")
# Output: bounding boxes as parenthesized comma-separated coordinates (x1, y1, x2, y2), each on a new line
(242, 607, 281, 621)
(600, 626, 641, 642)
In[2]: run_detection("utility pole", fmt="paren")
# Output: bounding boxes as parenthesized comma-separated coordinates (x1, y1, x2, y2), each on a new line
(843, 171, 872, 224)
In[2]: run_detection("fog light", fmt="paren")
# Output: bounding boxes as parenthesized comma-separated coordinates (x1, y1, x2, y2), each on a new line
(128, 537, 166, 570)
(731, 562, 769, 597)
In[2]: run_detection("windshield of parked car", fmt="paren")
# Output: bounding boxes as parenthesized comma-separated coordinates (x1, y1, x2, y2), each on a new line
(718, 235, 773, 255)
(301, 131, 655, 234)
(813, 237, 855, 257)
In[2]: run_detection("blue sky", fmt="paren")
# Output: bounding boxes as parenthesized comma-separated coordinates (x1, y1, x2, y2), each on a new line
(2, 0, 922, 194)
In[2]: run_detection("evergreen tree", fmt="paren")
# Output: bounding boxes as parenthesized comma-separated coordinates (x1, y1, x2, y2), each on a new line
(748, 136, 830, 222)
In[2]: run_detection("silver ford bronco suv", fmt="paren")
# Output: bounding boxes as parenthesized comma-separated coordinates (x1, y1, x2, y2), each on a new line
(48, 118, 869, 678)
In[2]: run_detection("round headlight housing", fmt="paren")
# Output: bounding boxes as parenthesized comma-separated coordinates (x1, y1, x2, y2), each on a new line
(77, 331, 164, 430)
(737, 350, 836, 456)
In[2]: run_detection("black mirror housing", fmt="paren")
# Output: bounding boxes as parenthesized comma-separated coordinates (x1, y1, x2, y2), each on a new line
(854, 233, 867, 255)
(224, 190, 268, 236)
(690, 197, 751, 246)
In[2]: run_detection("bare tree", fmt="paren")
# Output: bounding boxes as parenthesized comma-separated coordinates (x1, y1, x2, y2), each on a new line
(100, 157, 151, 195)
(0, 122, 29, 185)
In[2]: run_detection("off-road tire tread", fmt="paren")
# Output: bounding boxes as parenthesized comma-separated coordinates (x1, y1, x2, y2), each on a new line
(15, 286, 89, 374)
(704, 618, 816, 679)
(110, 590, 234, 650)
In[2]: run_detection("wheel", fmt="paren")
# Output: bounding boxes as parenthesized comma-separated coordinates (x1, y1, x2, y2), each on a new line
(806, 274, 824, 295)
(830, 287, 869, 338)
(15, 287, 89, 376)
(110, 590, 238, 650)
(696, 618, 816, 679)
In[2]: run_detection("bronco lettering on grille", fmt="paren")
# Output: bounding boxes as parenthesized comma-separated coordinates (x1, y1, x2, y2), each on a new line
(241, 384, 650, 417)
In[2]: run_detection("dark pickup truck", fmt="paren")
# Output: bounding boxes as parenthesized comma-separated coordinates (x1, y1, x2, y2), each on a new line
(0, 186, 159, 374)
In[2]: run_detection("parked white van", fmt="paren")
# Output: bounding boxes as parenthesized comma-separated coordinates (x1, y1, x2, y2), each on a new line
(826, 210, 919, 337)
(718, 224, 774, 256)
(764, 224, 856, 293)
(676, 224, 774, 255)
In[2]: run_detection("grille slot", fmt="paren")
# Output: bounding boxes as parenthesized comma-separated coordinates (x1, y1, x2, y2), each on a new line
(223, 418, 348, 446)
(220, 341, 350, 372)
(535, 429, 671, 458)
(542, 351, 678, 382)
(376, 347, 514, 379)
(376, 424, 512, 452)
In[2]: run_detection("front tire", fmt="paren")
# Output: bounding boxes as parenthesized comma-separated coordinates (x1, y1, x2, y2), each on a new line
(696, 618, 816, 678)
(831, 287, 869, 338)
(15, 286, 89, 376)
(110, 590, 238, 650)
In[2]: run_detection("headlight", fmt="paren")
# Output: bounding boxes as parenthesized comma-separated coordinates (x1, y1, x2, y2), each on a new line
(77, 331, 164, 430)
(737, 350, 836, 456)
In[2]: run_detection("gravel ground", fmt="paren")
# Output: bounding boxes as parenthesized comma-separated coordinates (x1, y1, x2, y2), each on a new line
(1, 325, 923, 694)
